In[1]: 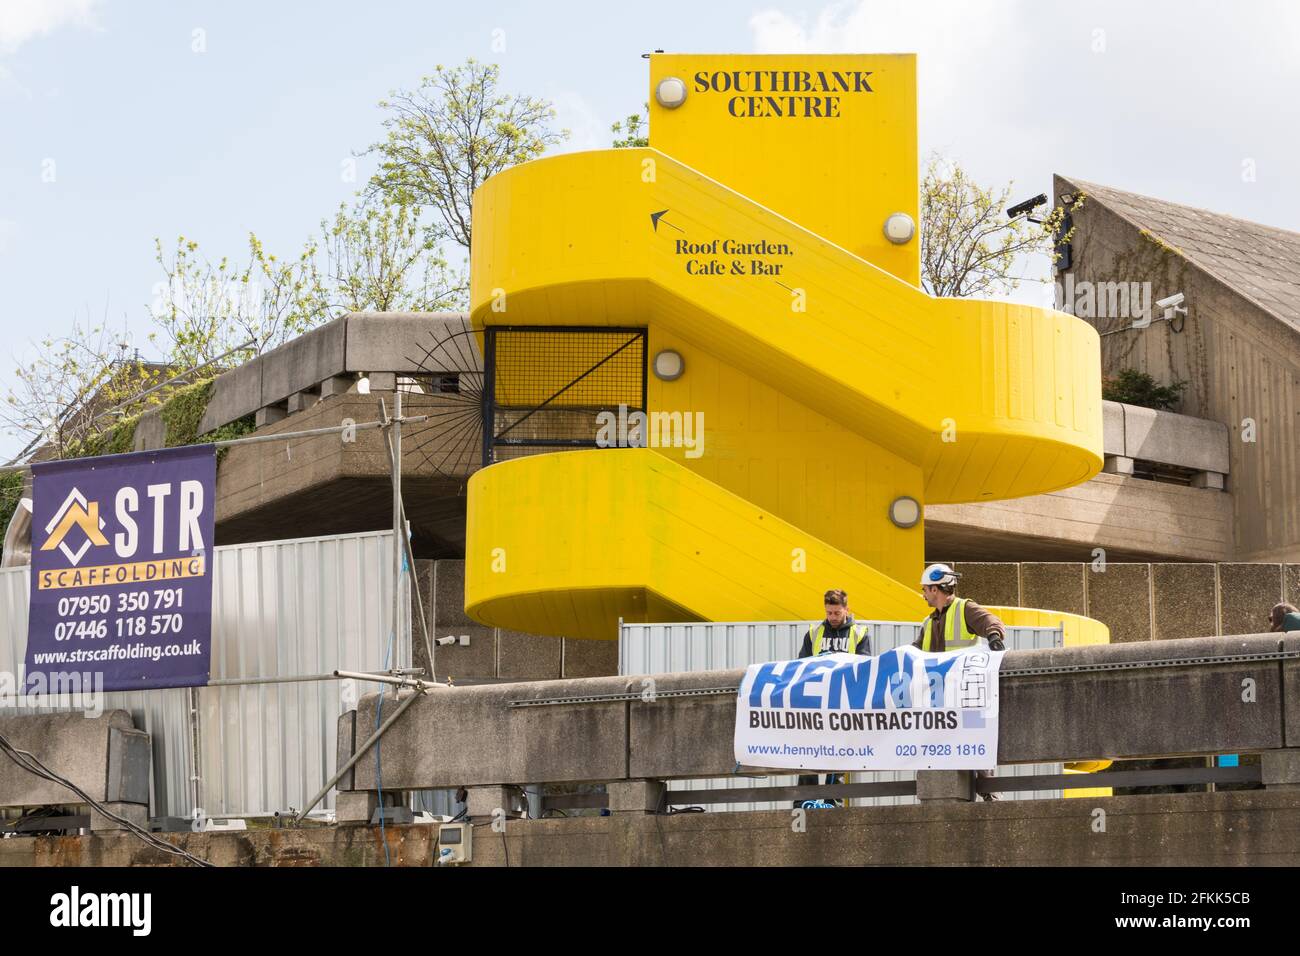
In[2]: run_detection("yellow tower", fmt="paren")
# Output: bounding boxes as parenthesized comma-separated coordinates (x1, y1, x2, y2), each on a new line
(464, 54, 1108, 645)
(649, 54, 920, 284)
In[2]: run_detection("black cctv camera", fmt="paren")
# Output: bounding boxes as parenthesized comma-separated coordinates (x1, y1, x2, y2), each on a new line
(1006, 193, 1048, 219)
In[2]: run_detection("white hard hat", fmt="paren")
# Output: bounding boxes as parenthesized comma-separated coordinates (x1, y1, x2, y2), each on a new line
(920, 563, 960, 587)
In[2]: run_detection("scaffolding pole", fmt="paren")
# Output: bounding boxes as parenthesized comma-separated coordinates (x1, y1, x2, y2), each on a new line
(0, 415, 430, 476)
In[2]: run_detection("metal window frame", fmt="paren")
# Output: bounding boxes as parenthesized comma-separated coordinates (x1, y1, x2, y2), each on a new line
(480, 325, 649, 467)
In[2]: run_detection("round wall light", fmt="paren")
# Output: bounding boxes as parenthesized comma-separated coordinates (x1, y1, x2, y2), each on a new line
(883, 212, 916, 245)
(889, 495, 921, 529)
(655, 76, 688, 109)
(653, 349, 685, 381)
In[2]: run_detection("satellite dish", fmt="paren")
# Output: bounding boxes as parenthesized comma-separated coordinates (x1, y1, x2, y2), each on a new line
(2, 494, 33, 568)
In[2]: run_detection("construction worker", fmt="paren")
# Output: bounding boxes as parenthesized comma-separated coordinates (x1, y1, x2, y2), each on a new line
(914, 564, 1006, 652)
(798, 588, 871, 657)
(915, 563, 1005, 801)
(794, 589, 870, 808)
(1269, 603, 1300, 632)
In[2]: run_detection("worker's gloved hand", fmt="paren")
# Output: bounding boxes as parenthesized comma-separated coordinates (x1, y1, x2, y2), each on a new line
(988, 637, 1005, 652)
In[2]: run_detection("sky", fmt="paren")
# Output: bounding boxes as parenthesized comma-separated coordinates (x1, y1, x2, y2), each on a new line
(2, 0, 1298, 459)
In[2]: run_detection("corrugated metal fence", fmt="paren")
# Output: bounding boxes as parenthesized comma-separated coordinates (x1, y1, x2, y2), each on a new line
(0, 530, 402, 818)
(620, 619, 1064, 810)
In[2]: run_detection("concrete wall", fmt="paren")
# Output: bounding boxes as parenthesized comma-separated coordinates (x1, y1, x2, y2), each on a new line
(419, 559, 617, 682)
(212, 391, 473, 553)
(413, 555, 1300, 679)
(177, 313, 483, 555)
(920, 401, 1235, 562)
(1055, 175, 1300, 562)
(1120, 403, 1231, 474)
(0, 711, 150, 809)
(928, 472, 1233, 562)
(4, 789, 1300, 866)
(343, 634, 1298, 793)
(406, 554, 1300, 675)
(943, 560, 1300, 642)
(194, 312, 475, 436)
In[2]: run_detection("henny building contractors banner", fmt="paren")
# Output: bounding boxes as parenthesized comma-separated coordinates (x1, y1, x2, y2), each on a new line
(24, 446, 215, 693)
(734, 646, 1003, 771)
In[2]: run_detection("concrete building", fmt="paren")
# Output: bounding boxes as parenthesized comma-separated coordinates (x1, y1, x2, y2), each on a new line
(1051, 175, 1300, 563)
(927, 399, 1233, 562)
(927, 179, 1299, 574)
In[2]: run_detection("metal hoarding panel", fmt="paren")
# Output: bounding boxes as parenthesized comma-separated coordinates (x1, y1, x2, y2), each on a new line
(0, 564, 193, 817)
(200, 530, 401, 817)
(1, 530, 402, 819)
(619, 619, 1065, 811)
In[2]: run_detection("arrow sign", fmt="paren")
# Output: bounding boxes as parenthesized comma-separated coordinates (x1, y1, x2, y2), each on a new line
(650, 209, 684, 233)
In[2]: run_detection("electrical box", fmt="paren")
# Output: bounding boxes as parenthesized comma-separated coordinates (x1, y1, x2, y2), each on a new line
(437, 823, 472, 865)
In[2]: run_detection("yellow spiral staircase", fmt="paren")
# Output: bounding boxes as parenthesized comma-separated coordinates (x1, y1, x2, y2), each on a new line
(463, 54, 1108, 651)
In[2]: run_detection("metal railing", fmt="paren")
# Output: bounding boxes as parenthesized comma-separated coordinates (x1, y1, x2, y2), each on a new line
(538, 764, 1262, 813)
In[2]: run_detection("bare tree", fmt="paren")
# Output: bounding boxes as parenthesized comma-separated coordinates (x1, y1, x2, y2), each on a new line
(920, 154, 1073, 299)
(1, 314, 162, 460)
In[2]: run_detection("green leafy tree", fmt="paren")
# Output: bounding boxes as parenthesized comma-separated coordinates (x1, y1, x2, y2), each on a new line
(150, 234, 321, 368)
(303, 199, 466, 314)
(611, 102, 650, 148)
(921, 154, 1074, 298)
(1102, 368, 1187, 411)
(366, 59, 568, 251)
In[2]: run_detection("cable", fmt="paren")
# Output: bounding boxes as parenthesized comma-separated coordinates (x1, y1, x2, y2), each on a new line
(467, 816, 506, 868)
(372, 535, 417, 867)
(374, 686, 391, 867)
(0, 732, 211, 866)
(0, 805, 62, 836)
(381, 408, 436, 681)
(653, 809, 669, 866)
(375, 643, 396, 868)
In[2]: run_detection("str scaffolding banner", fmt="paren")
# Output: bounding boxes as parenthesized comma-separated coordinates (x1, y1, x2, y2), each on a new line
(24, 446, 215, 693)
(734, 646, 1003, 771)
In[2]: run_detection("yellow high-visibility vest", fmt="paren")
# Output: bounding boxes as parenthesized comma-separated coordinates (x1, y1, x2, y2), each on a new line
(811, 621, 870, 655)
(920, 598, 978, 651)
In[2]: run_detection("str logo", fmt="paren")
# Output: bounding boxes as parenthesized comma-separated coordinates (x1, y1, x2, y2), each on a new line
(41, 488, 109, 566)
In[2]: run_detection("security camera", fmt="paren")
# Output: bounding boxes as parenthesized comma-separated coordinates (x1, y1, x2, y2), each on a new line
(1006, 194, 1048, 219)
(1150, 291, 1189, 330)
(1156, 292, 1187, 323)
